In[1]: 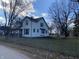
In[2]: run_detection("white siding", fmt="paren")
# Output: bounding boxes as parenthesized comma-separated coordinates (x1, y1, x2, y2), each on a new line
(21, 18, 32, 37)
(21, 18, 49, 37)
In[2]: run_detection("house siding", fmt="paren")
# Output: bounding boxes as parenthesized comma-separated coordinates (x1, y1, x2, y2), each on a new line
(21, 17, 49, 37)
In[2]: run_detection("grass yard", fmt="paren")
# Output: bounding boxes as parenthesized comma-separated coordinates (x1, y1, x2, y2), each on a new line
(19, 38, 79, 57)
(0, 37, 79, 57)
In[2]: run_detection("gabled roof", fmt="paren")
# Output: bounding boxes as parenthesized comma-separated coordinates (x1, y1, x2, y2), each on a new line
(21, 16, 49, 29)
(40, 17, 49, 29)
(22, 16, 41, 22)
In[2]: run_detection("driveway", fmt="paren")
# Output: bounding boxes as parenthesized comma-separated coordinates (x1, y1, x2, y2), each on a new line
(0, 45, 31, 59)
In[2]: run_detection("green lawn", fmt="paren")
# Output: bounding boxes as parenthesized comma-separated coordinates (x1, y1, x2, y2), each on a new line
(0, 37, 79, 57)
(19, 38, 79, 57)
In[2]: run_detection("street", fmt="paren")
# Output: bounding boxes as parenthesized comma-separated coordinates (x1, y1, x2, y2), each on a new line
(0, 45, 31, 59)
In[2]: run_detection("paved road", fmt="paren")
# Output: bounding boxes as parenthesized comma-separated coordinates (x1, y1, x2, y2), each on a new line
(0, 45, 31, 59)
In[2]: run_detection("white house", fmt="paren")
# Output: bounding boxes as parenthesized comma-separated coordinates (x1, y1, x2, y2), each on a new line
(20, 16, 49, 37)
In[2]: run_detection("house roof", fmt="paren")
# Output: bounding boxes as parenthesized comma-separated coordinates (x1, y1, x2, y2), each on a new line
(2, 16, 49, 30)
(22, 16, 41, 22)
(21, 16, 49, 29)
(40, 17, 49, 29)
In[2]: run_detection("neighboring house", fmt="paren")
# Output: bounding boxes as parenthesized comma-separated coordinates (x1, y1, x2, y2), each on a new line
(20, 16, 49, 37)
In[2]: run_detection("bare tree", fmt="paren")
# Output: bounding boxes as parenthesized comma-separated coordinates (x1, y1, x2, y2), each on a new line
(49, 0, 73, 37)
(72, 2, 79, 36)
(49, 1, 61, 35)
(49, 22, 54, 35)
(1, 0, 33, 27)
(71, 1, 79, 19)
(1, 0, 33, 36)
(71, 0, 79, 2)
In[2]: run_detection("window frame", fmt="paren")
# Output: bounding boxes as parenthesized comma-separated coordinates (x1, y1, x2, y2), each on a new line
(25, 20, 28, 25)
(24, 29, 29, 35)
(33, 29, 35, 33)
(40, 23, 44, 27)
(37, 29, 39, 33)
(41, 29, 45, 34)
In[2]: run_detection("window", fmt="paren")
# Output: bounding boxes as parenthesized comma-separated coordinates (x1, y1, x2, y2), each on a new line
(26, 22, 28, 25)
(37, 29, 39, 32)
(40, 23, 44, 27)
(41, 29, 45, 34)
(33, 29, 35, 32)
(26, 20, 28, 25)
(46, 30, 47, 34)
(24, 29, 29, 35)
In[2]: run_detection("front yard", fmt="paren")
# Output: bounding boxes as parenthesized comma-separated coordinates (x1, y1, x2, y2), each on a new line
(0, 37, 79, 57)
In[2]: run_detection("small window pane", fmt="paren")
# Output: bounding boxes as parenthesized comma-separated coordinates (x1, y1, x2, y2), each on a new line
(37, 29, 39, 32)
(40, 23, 43, 27)
(46, 30, 47, 34)
(26, 23, 28, 25)
(26, 20, 28, 25)
(33, 29, 35, 32)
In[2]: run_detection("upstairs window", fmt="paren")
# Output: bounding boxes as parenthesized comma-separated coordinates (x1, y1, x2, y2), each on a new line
(40, 23, 44, 27)
(26, 20, 28, 25)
